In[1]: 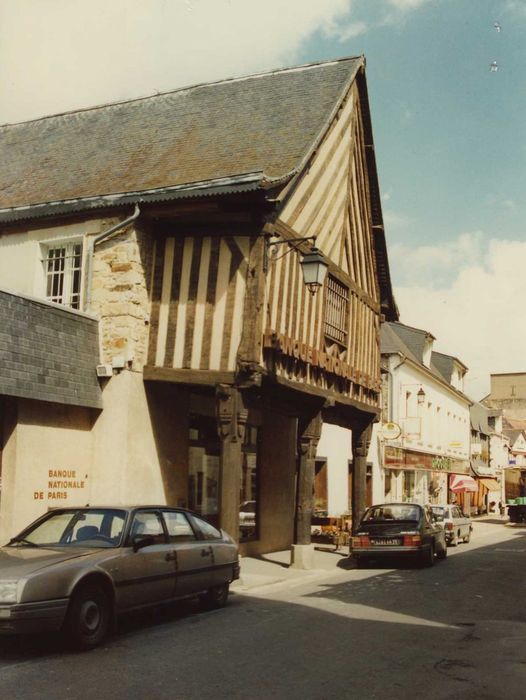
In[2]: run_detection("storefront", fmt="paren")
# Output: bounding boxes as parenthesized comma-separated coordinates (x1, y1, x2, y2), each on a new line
(383, 445, 470, 505)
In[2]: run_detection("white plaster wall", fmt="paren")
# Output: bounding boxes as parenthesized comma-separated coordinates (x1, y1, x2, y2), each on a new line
(0, 220, 102, 301)
(388, 359, 471, 460)
(316, 423, 352, 516)
(91, 371, 167, 505)
(368, 356, 472, 511)
(0, 400, 94, 541)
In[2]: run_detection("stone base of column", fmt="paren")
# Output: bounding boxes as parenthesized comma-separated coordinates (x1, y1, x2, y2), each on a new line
(290, 543, 315, 569)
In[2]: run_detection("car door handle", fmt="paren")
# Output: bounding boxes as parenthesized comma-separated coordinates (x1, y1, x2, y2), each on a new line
(165, 551, 177, 562)
(201, 548, 211, 557)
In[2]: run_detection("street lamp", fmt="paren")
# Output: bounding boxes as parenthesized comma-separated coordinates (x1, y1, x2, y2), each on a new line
(264, 235, 329, 296)
(299, 247, 329, 296)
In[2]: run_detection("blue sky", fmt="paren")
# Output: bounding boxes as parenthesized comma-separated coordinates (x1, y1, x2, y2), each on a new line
(301, 0, 526, 252)
(1, 0, 525, 398)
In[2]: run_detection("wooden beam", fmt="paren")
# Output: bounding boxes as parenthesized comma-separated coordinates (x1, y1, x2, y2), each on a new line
(143, 366, 235, 386)
(268, 373, 380, 415)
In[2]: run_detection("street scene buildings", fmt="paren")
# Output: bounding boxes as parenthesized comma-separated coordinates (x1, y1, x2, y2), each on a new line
(0, 57, 399, 563)
(0, 54, 524, 562)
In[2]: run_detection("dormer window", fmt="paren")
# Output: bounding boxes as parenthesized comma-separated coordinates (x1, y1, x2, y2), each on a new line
(43, 241, 83, 309)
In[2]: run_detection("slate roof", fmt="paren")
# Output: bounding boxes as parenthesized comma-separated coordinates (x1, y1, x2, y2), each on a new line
(380, 321, 435, 366)
(470, 402, 491, 434)
(0, 289, 102, 409)
(0, 56, 362, 219)
(381, 321, 469, 394)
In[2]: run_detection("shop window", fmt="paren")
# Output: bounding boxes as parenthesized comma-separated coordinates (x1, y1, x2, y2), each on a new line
(314, 459, 328, 516)
(239, 424, 259, 542)
(188, 415, 220, 520)
(188, 414, 260, 540)
(324, 275, 349, 347)
(42, 241, 83, 309)
(384, 470, 392, 498)
(403, 471, 415, 501)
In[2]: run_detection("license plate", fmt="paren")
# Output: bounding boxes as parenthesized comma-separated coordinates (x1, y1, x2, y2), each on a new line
(372, 538, 401, 546)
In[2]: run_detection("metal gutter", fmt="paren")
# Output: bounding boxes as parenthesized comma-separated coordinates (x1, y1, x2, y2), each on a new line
(0, 172, 266, 224)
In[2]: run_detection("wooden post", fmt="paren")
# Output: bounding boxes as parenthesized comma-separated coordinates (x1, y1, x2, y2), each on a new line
(216, 385, 247, 543)
(295, 413, 323, 545)
(351, 421, 373, 534)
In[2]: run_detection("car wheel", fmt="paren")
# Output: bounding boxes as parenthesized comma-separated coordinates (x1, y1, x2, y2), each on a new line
(200, 582, 229, 610)
(64, 583, 111, 651)
(436, 542, 447, 560)
(464, 528, 472, 544)
(422, 542, 435, 567)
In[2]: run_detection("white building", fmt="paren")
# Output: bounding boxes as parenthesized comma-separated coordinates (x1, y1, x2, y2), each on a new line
(370, 322, 472, 507)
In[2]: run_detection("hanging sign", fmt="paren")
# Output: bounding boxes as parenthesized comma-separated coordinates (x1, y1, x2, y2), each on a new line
(380, 422, 402, 440)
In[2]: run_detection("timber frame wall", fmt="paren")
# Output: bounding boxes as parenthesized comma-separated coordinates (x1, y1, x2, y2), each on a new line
(145, 67, 388, 418)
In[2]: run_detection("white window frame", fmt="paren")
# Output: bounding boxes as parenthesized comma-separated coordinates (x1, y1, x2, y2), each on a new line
(41, 239, 85, 310)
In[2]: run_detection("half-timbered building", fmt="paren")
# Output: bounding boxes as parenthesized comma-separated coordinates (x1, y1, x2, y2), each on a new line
(0, 56, 397, 559)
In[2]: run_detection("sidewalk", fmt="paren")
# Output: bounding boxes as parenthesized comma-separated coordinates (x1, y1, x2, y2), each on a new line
(232, 546, 352, 593)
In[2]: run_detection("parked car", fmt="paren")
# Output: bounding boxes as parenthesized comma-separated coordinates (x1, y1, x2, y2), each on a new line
(429, 504, 472, 546)
(351, 503, 447, 567)
(0, 506, 239, 650)
(239, 500, 256, 536)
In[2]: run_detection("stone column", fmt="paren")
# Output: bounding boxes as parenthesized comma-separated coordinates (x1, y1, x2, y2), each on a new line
(216, 385, 247, 543)
(291, 413, 322, 569)
(351, 422, 373, 534)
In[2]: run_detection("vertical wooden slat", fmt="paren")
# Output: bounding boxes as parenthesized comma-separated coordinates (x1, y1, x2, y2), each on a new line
(190, 237, 211, 369)
(220, 237, 244, 370)
(173, 237, 194, 368)
(164, 237, 184, 367)
(182, 237, 203, 368)
(200, 237, 220, 369)
(209, 240, 232, 370)
(227, 237, 249, 370)
(155, 237, 175, 367)
(284, 248, 298, 337)
(278, 247, 291, 335)
(269, 248, 282, 331)
(147, 237, 165, 366)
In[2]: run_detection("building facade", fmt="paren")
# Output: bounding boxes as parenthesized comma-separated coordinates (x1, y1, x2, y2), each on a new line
(369, 322, 472, 508)
(0, 57, 397, 558)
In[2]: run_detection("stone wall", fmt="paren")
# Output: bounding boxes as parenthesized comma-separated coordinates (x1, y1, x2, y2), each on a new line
(90, 222, 154, 371)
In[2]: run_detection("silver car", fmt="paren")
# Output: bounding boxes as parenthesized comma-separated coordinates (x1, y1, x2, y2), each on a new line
(0, 506, 239, 649)
(430, 504, 472, 546)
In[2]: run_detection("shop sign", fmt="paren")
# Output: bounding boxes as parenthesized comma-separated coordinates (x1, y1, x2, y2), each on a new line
(33, 469, 88, 502)
(384, 446, 469, 474)
(380, 422, 402, 440)
(262, 330, 380, 391)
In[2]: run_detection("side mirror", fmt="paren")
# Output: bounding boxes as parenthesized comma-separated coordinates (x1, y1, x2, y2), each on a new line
(133, 534, 155, 552)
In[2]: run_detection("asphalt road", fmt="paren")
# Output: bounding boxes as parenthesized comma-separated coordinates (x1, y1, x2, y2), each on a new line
(1, 520, 525, 700)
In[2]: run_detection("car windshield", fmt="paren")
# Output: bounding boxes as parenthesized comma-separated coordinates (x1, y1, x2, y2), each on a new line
(8, 509, 127, 548)
(363, 505, 421, 522)
(430, 507, 447, 521)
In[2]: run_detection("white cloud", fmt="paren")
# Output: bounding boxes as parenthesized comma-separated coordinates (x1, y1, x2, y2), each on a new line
(0, 0, 440, 124)
(0, 0, 353, 123)
(390, 231, 485, 287)
(383, 209, 414, 230)
(393, 236, 526, 400)
(332, 20, 369, 41)
(388, 0, 428, 9)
